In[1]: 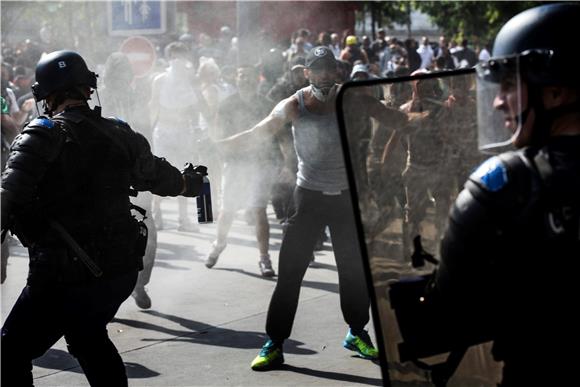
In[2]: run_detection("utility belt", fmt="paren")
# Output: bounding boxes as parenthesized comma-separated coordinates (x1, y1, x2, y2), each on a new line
(26, 206, 148, 285)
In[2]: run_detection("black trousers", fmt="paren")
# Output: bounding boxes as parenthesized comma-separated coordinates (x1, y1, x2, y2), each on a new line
(1, 270, 137, 387)
(266, 186, 370, 342)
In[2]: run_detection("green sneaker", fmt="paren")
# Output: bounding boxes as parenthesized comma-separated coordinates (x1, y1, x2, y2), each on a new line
(251, 340, 284, 371)
(343, 329, 379, 359)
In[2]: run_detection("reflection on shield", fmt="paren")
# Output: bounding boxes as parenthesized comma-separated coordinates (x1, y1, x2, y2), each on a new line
(338, 70, 501, 386)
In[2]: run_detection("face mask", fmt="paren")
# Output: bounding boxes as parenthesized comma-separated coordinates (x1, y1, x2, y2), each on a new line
(311, 83, 333, 102)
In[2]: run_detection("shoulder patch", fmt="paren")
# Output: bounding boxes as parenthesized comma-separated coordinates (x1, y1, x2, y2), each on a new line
(28, 117, 55, 129)
(470, 156, 509, 192)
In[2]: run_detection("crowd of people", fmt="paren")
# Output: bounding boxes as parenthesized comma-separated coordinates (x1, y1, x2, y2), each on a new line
(2, 3, 578, 385)
(0, 27, 491, 288)
(0, 21, 500, 356)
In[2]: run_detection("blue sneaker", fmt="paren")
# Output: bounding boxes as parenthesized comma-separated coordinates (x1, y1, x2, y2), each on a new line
(343, 329, 379, 359)
(251, 340, 284, 370)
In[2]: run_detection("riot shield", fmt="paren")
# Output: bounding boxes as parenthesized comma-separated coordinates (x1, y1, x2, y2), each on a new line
(337, 69, 501, 386)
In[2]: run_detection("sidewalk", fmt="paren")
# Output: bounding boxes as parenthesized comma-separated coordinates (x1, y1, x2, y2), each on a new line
(1, 197, 383, 386)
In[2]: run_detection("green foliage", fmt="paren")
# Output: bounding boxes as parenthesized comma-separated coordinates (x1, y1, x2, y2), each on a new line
(375, 1, 412, 28)
(413, 1, 549, 46)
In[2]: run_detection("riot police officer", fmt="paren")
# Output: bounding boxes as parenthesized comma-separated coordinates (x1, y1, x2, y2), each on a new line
(432, 4, 580, 385)
(0, 50, 207, 386)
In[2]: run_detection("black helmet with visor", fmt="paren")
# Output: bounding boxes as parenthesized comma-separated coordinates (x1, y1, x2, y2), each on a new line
(475, 3, 580, 152)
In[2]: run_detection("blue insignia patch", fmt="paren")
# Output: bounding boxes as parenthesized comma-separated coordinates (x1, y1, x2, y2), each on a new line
(110, 117, 128, 126)
(471, 157, 508, 192)
(29, 117, 54, 129)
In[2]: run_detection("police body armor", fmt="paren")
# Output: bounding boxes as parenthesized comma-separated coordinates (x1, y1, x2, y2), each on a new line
(435, 138, 580, 367)
(3, 107, 145, 285)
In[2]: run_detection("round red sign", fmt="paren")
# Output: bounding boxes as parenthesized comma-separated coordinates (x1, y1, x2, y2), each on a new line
(119, 36, 156, 78)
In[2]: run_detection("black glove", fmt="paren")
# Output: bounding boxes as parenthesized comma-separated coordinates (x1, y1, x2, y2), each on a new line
(181, 163, 207, 197)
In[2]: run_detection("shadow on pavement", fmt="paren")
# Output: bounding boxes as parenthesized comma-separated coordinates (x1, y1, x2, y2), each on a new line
(33, 349, 80, 373)
(113, 310, 316, 356)
(32, 349, 159, 379)
(155, 242, 204, 264)
(125, 362, 161, 378)
(213, 267, 339, 294)
(307, 260, 337, 271)
(281, 364, 383, 386)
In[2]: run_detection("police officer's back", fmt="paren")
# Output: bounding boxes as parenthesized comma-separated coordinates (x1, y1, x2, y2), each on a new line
(0, 50, 206, 386)
(432, 4, 580, 385)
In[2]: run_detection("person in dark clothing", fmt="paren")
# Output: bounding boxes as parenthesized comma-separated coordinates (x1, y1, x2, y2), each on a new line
(258, 48, 285, 99)
(430, 4, 580, 386)
(1, 96, 19, 284)
(451, 39, 478, 68)
(216, 46, 408, 371)
(404, 38, 421, 73)
(0, 50, 206, 386)
(266, 57, 308, 105)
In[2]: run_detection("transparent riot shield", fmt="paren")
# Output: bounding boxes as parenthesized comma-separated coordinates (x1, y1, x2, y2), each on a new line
(337, 69, 502, 386)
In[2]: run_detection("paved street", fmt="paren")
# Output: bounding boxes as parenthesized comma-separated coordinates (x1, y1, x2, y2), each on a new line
(1, 197, 383, 386)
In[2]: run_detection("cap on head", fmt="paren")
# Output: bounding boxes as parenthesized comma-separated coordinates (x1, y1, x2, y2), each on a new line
(350, 63, 369, 79)
(31, 50, 97, 102)
(290, 56, 306, 71)
(305, 46, 336, 70)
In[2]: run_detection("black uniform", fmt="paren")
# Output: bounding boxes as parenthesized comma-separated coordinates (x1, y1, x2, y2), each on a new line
(434, 135, 580, 385)
(1, 105, 187, 386)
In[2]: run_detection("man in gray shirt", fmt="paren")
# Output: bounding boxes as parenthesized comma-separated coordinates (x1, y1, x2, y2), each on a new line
(218, 46, 407, 370)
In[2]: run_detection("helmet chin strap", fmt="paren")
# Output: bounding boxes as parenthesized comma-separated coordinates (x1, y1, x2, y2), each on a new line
(526, 84, 549, 147)
(514, 106, 531, 130)
(525, 83, 580, 147)
(42, 101, 52, 117)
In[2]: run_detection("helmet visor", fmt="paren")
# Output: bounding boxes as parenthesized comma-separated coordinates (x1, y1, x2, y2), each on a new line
(475, 55, 523, 153)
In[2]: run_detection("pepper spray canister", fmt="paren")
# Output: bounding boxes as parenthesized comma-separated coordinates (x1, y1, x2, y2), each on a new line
(197, 176, 213, 223)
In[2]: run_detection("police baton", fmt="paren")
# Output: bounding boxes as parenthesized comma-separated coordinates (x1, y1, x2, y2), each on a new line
(48, 219, 103, 278)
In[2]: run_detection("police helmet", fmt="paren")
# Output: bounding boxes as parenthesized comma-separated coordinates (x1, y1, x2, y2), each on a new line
(475, 3, 580, 151)
(31, 50, 97, 102)
(477, 3, 580, 87)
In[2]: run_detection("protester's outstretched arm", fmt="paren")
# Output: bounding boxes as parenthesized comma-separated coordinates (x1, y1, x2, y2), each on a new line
(215, 96, 295, 153)
(276, 127, 298, 181)
(364, 95, 408, 130)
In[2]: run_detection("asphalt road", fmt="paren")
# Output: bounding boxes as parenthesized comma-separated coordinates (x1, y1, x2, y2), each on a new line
(1, 197, 383, 386)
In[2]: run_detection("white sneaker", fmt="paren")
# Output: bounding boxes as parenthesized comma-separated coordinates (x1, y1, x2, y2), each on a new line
(206, 241, 226, 268)
(259, 255, 275, 277)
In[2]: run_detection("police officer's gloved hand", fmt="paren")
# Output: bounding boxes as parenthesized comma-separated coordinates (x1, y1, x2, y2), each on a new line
(180, 163, 207, 197)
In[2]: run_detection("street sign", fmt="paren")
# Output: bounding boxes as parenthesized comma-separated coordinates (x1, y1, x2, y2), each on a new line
(119, 35, 157, 78)
(108, 0, 166, 36)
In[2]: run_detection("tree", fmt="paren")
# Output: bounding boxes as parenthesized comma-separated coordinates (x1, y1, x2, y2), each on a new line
(376, 1, 413, 34)
(413, 1, 548, 47)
